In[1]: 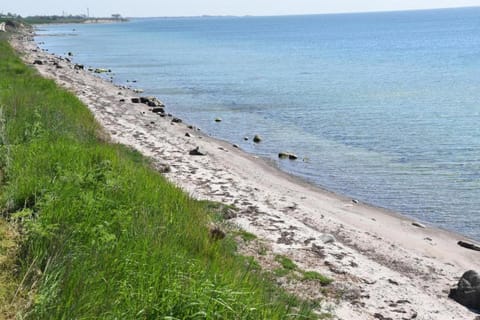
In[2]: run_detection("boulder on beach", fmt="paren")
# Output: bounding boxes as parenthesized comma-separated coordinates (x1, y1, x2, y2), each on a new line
(131, 98, 140, 103)
(253, 135, 262, 143)
(449, 270, 480, 309)
(33, 60, 43, 65)
(171, 117, 182, 123)
(189, 146, 206, 156)
(74, 64, 84, 70)
(151, 107, 164, 114)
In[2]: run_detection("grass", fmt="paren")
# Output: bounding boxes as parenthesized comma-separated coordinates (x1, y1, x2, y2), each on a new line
(0, 36, 319, 319)
(275, 255, 297, 271)
(301, 272, 333, 286)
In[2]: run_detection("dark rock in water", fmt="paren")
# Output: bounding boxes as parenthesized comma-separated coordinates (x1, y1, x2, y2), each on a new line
(244, 136, 249, 141)
(67, 51, 73, 56)
(215, 118, 222, 122)
(131, 98, 140, 103)
(33, 60, 43, 65)
(458, 241, 480, 252)
(278, 152, 298, 160)
(151, 107, 164, 114)
(412, 222, 425, 229)
(189, 146, 206, 156)
(449, 270, 480, 309)
(253, 135, 262, 143)
(171, 117, 182, 123)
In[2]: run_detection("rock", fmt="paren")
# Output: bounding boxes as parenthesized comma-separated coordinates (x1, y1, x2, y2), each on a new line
(151, 107, 164, 114)
(67, 51, 73, 56)
(449, 270, 480, 309)
(189, 147, 206, 156)
(352, 199, 359, 204)
(185, 132, 194, 138)
(94, 68, 109, 73)
(253, 135, 262, 143)
(412, 222, 425, 228)
(278, 152, 298, 160)
(244, 136, 249, 141)
(119, 99, 125, 102)
(155, 163, 171, 173)
(457, 241, 480, 252)
(233, 144, 239, 148)
(74, 64, 84, 70)
(209, 226, 226, 240)
(133, 88, 144, 93)
(320, 234, 335, 244)
(171, 117, 182, 123)
(215, 118, 222, 122)
(33, 60, 43, 65)
(131, 98, 140, 103)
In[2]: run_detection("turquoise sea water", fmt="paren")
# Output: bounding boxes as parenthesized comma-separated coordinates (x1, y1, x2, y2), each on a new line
(35, 8, 480, 240)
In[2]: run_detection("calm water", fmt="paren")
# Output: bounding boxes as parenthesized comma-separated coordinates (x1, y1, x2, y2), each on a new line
(35, 8, 480, 240)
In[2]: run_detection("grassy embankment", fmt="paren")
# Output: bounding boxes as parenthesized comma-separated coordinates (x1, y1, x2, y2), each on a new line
(0, 35, 319, 318)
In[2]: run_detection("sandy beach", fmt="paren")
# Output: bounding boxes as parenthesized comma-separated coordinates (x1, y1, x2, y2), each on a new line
(10, 28, 480, 319)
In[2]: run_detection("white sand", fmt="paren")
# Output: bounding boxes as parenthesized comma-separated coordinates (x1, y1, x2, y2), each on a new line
(11, 29, 480, 320)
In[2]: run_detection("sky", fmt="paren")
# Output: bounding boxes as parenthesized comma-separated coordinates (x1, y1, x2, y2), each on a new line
(3, 0, 480, 17)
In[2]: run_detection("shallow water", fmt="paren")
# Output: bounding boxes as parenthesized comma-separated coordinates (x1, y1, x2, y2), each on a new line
(35, 7, 480, 240)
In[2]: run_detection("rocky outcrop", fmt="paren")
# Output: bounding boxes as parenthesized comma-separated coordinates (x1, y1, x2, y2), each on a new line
(449, 270, 480, 310)
(278, 152, 298, 160)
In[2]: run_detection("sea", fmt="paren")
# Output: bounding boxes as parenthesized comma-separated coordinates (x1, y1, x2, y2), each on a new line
(34, 7, 480, 240)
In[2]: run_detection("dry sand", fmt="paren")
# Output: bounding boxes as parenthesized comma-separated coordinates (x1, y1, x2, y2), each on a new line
(10, 29, 480, 319)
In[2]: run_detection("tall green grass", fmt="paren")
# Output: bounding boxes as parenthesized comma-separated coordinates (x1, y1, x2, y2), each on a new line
(0, 37, 317, 318)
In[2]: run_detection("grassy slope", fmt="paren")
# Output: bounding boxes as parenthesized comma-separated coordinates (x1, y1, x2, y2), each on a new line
(0, 36, 316, 319)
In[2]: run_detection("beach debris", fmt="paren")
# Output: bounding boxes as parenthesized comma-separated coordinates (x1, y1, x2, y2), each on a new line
(457, 240, 480, 252)
(131, 98, 140, 103)
(278, 152, 298, 160)
(215, 117, 222, 122)
(449, 270, 480, 309)
(189, 146, 206, 156)
(33, 59, 43, 65)
(171, 117, 182, 124)
(253, 135, 262, 143)
(411, 222, 425, 228)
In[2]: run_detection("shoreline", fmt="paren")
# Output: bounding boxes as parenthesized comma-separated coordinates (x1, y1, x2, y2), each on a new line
(11, 28, 480, 319)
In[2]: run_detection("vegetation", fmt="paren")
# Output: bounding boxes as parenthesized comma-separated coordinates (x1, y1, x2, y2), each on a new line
(301, 272, 332, 286)
(0, 36, 317, 319)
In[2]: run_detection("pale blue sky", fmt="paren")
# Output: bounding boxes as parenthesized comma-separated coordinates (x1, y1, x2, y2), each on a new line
(3, 0, 480, 17)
